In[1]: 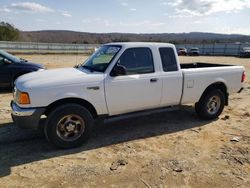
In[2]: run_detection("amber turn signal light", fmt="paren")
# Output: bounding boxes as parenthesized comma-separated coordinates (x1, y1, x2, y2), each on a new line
(18, 92, 30, 104)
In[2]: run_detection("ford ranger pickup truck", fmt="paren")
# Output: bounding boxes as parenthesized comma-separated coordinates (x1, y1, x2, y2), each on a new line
(11, 42, 245, 148)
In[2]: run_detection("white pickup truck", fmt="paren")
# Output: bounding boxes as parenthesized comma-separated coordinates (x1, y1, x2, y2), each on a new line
(11, 42, 245, 148)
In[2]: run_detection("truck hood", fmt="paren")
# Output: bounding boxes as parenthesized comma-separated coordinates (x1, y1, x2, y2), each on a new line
(16, 68, 104, 90)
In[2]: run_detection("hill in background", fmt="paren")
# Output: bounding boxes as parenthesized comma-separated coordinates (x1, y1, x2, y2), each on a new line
(19, 30, 250, 44)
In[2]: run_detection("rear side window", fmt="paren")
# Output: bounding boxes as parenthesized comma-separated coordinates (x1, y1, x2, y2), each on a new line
(117, 48, 154, 75)
(159, 48, 178, 72)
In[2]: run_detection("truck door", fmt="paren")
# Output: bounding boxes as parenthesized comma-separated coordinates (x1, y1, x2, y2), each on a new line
(105, 47, 162, 115)
(158, 47, 183, 106)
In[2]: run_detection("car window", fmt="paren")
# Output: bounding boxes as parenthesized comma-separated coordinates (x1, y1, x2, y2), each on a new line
(0, 55, 4, 66)
(0, 50, 19, 63)
(159, 48, 178, 72)
(92, 46, 120, 65)
(81, 45, 121, 72)
(117, 48, 154, 75)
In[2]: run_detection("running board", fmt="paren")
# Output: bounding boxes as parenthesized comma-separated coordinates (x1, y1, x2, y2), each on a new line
(102, 106, 180, 123)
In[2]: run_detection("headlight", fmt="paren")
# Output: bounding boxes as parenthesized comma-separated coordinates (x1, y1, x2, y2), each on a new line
(15, 89, 30, 104)
(13, 87, 17, 99)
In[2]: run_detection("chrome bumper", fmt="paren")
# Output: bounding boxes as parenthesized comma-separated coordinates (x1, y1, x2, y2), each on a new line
(11, 101, 46, 130)
(11, 102, 36, 116)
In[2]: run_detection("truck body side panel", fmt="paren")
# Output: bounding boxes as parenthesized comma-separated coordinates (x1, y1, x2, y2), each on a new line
(181, 66, 244, 104)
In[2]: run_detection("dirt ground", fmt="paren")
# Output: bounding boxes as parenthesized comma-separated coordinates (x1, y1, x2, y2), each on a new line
(0, 55, 250, 188)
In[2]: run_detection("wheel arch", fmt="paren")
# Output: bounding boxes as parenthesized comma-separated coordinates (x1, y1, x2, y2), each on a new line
(44, 98, 98, 119)
(199, 82, 228, 106)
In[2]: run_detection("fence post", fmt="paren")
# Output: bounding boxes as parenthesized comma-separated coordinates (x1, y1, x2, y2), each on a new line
(224, 43, 227, 56)
(238, 44, 242, 56)
(212, 43, 215, 56)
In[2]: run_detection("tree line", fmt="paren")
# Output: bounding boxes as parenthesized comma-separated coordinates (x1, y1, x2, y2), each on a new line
(0, 22, 19, 41)
(0, 22, 249, 44)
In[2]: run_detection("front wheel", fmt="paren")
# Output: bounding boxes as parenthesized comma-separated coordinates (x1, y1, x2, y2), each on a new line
(195, 89, 225, 120)
(44, 104, 94, 149)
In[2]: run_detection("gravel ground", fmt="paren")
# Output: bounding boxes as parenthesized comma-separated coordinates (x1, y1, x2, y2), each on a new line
(0, 55, 249, 187)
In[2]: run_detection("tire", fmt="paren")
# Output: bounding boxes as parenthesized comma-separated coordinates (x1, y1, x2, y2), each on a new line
(44, 104, 94, 149)
(195, 89, 225, 120)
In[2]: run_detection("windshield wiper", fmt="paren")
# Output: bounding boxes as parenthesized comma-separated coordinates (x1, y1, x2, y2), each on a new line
(82, 65, 102, 73)
(74, 64, 80, 68)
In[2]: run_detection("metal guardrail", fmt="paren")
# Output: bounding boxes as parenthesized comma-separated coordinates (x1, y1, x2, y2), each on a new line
(0, 41, 100, 54)
(0, 41, 249, 56)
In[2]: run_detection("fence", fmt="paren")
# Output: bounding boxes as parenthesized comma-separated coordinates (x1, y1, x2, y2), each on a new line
(0, 41, 250, 56)
(0, 41, 99, 54)
(175, 43, 250, 56)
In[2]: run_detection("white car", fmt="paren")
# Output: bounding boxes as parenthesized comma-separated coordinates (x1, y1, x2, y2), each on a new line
(11, 42, 245, 148)
(240, 47, 250, 58)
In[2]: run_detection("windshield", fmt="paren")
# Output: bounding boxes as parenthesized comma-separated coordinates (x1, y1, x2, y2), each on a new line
(0, 50, 20, 63)
(79, 45, 121, 73)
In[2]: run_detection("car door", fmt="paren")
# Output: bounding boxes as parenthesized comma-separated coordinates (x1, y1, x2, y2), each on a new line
(0, 55, 11, 87)
(158, 47, 183, 106)
(105, 47, 162, 115)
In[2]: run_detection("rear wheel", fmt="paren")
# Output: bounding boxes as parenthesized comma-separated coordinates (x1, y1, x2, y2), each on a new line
(195, 89, 225, 120)
(44, 104, 94, 149)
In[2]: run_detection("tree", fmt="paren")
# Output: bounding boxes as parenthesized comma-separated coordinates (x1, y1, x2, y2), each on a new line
(0, 22, 20, 41)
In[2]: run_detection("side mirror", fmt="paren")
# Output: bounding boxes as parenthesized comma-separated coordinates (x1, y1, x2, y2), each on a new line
(110, 65, 127, 77)
(3, 58, 12, 64)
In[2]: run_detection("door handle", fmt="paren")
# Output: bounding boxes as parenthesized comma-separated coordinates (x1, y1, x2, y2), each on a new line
(150, 78, 158, 83)
(87, 86, 100, 90)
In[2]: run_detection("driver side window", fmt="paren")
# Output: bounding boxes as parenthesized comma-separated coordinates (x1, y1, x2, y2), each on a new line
(117, 48, 154, 75)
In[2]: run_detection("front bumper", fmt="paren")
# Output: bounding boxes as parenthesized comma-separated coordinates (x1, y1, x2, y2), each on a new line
(11, 101, 45, 130)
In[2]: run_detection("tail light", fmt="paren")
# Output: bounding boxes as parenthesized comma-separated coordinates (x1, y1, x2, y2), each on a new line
(241, 71, 246, 83)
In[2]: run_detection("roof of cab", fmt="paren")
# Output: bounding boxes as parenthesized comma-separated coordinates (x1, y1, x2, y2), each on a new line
(106, 42, 175, 48)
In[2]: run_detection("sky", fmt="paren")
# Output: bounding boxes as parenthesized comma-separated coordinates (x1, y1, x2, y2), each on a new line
(1, 0, 250, 35)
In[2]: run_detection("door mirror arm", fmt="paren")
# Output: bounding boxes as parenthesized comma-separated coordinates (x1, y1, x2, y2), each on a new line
(3, 58, 12, 64)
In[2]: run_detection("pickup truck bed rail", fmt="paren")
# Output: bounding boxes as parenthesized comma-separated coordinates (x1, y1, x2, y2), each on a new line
(181, 62, 233, 69)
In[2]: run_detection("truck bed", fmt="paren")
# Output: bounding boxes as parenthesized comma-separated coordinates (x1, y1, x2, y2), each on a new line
(180, 62, 232, 69)
(180, 63, 244, 105)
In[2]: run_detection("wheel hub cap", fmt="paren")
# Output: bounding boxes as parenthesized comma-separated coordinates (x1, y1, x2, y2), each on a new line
(56, 115, 85, 142)
(66, 123, 76, 132)
(207, 96, 221, 115)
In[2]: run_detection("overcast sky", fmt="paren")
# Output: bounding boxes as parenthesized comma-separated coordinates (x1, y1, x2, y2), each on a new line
(1, 0, 250, 35)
